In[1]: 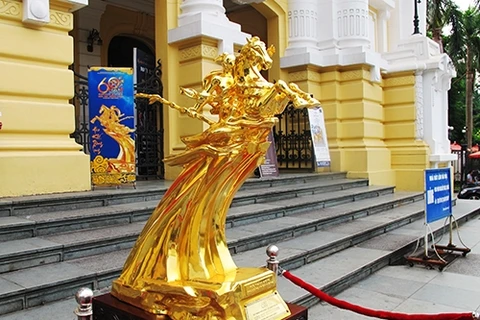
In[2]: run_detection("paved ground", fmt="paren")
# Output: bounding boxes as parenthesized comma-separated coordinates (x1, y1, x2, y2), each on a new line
(2, 201, 480, 320)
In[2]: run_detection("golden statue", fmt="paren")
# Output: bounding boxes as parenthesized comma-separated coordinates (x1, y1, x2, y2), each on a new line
(111, 36, 320, 319)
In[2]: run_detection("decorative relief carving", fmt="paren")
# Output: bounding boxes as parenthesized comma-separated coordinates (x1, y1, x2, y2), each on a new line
(415, 72, 424, 140)
(0, 0, 21, 20)
(383, 76, 415, 87)
(288, 70, 321, 82)
(340, 70, 364, 81)
(201, 44, 218, 59)
(180, 44, 218, 62)
(49, 10, 73, 30)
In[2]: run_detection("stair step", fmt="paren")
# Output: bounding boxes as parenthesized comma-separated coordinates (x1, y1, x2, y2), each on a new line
(231, 200, 425, 268)
(0, 182, 379, 241)
(0, 195, 427, 315)
(0, 189, 414, 272)
(0, 173, 346, 217)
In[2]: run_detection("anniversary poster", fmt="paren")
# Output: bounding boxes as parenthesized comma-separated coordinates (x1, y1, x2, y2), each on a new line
(308, 107, 331, 167)
(88, 67, 136, 186)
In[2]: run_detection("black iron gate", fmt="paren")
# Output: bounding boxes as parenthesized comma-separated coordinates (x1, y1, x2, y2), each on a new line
(135, 60, 165, 179)
(70, 60, 165, 179)
(274, 103, 315, 171)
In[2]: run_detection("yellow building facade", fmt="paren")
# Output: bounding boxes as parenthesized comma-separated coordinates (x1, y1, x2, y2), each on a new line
(0, 0, 456, 197)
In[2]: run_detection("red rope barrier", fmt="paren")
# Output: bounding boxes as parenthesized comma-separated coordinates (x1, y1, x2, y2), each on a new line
(282, 270, 476, 320)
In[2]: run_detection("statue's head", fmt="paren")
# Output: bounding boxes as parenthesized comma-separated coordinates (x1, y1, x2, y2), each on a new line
(242, 36, 274, 71)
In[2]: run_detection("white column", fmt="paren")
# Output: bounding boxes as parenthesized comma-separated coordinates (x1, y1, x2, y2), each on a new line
(336, 0, 370, 48)
(178, 0, 227, 26)
(169, 0, 249, 53)
(285, 0, 319, 54)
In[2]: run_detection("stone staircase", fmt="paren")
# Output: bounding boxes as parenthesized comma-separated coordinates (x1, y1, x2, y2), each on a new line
(0, 172, 478, 319)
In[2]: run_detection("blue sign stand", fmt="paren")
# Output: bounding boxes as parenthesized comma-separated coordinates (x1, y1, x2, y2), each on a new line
(406, 167, 470, 270)
(425, 168, 452, 223)
(424, 168, 452, 258)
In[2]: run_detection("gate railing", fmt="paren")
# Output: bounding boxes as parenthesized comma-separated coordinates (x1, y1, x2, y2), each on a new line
(71, 72, 90, 154)
(274, 103, 315, 171)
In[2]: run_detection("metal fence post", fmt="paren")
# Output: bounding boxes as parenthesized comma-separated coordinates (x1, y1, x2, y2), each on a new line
(74, 287, 93, 320)
(266, 244, 280, 276)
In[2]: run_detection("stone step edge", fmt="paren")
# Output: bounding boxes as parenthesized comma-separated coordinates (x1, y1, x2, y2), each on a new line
(0, 188, 413, 269)
(0, 182, 380, 241)
(228, 197, 423, 255)
(0, 199, 427, 309)
(230, 179, 369, 207)
(228, 187, 415, 228)
(289, 207, 480, 309)
(0, 173, 348, 216)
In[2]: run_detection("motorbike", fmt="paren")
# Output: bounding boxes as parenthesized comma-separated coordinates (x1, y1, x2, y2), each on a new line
(457, 183, 480, 200)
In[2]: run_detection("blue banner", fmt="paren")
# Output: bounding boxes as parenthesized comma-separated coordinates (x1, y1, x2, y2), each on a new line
(425, 168, 452, 223)
(88, 67, 136, 186)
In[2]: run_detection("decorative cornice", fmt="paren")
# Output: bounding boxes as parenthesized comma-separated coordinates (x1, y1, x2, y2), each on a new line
(383, 75, 415, 87)
(339, 69, 365, 82)
(49, 10, 73, 31)
(0, 0, 21, 21)
(0, 0, 73, 31)
(288, 70, 321, 83)
(179, 44, 218, 63)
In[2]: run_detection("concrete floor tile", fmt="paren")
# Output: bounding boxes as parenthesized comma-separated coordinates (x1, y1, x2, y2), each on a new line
(375, 265, 440, 283)
(2, 263, 93, 290)
(444, 253, 480, 277)
(277, 275, 309, 303)
(393, 297, 470, 314)
(0, 297, 77, 320)
(353, 274, 426, 299)
(410, 283, 480, 310)
(0, 278, 25, 296)
(308, 302, 372, 320)
(336, 287, 404, 310)
(358, 234, 416, 252)
(429, 271, 480, 293)
(0, 238, 61, 257)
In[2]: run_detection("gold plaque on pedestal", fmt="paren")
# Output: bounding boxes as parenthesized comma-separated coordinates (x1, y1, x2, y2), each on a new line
(245, 292, 290, 320)
(110, 36, 321, 320)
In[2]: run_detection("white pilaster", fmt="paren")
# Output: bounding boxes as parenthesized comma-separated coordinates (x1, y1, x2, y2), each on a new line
(377, 9, 390, 53)
(169, 0, 249, 54)
(285, 0, 319, 55)
(384, 35, 457, 165)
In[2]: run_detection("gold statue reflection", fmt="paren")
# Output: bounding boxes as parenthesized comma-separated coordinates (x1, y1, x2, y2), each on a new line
(111, 36, 320, 319)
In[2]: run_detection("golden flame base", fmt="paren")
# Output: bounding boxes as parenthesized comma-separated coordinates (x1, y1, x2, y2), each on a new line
(111, 267, 290, 320)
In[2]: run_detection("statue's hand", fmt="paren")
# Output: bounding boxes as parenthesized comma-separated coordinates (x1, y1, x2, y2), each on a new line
(148, 95, 168, 105)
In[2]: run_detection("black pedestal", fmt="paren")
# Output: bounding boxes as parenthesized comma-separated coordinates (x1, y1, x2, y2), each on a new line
(93, 293, 308, 320)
